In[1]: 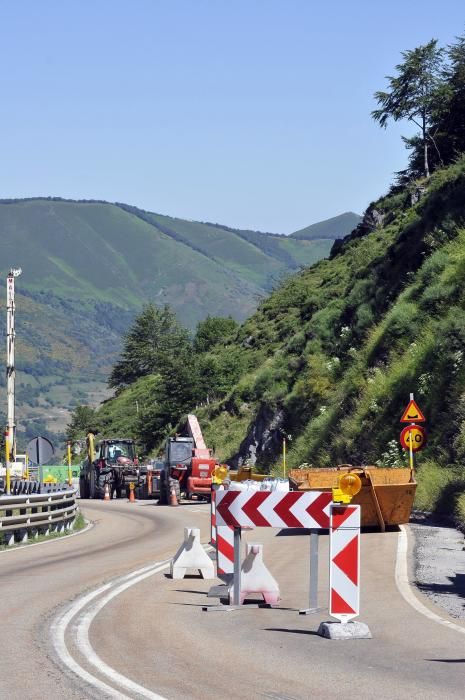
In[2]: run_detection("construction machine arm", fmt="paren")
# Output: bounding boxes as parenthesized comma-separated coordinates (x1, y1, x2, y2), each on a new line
(185, 414, 210, 458)
(186, 415, 206, 449)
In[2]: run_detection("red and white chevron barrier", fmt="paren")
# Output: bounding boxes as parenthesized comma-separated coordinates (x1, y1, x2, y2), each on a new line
(216, 489, 332, 529)
(217, 524, 234, 575)
(329, 504, 361, 622)
(212, 489, 363, 621)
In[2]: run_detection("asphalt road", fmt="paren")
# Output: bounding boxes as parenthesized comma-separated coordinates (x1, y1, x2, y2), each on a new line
(1, 500, 465, 700)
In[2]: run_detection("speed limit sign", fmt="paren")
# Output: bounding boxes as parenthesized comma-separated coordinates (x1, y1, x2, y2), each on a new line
(400, 424, 426, 452)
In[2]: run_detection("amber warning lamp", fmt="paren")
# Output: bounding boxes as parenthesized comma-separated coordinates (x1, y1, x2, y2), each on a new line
(212, 464, 229, 484)
(332, 472, 362, 504)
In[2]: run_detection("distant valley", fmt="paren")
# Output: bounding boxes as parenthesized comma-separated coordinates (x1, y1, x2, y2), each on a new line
(0, 198, 360, 446)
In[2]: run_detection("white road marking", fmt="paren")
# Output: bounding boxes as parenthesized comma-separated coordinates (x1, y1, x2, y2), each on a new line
(51, 581, 129, 699)
(75, 562, 170, 700)
(395, 525, 465, 636)
(51, 546, 213, 698)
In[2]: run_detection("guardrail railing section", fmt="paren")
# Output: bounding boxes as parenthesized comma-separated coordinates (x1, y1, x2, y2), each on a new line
(0, 489, 78, 547)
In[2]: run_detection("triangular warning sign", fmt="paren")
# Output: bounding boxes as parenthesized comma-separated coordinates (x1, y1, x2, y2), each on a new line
(400, 399, 425, 423)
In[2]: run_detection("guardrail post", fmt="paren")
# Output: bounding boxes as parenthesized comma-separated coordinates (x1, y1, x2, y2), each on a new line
(0, 488, 77, 544)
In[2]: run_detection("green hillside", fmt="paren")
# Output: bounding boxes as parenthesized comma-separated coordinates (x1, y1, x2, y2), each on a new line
(290, 211, 361, 241)
(0, 198, 333, 445)
(67, 33, 465, 527)
(181, 158, 465, 527)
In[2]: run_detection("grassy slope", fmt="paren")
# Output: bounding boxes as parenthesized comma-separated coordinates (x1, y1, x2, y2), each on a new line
(0, 197, 332, 445)
(290, 211, 361, 240)
(0, 198, 331, 322)
(196, 158, 465, 525)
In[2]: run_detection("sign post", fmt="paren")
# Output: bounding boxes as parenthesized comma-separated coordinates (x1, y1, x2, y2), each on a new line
(232, 527, 242, 606)
(299, 529, 321, 615)
(400, 393, 426, 474)
(26, 436, 54, 488)
(5, 430, 11, 495)
(67, 441, 73, 486)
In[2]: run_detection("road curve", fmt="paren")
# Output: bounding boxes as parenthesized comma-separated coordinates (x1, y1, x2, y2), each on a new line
(0, 499, 209, 699)
(2, 500, 465, 699)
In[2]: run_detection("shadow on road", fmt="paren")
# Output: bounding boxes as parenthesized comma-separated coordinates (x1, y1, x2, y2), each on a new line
(264, 627, 320, 636)
(416, 573, 465, 600)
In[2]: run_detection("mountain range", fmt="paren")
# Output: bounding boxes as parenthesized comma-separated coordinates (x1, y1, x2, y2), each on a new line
(0, 198, 360, 444)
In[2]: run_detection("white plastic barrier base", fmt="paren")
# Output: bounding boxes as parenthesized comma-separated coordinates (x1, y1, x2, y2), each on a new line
(170, 527, 215, 580)
(231, 542, 280, 605)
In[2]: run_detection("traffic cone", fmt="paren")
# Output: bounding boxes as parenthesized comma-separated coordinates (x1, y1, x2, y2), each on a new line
(128, 482, 135, 502)
(104, 482, 111, 501)
(170, 485, 178, 507)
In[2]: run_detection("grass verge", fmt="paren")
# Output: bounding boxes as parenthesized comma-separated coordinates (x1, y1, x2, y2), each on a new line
(415, 461, 465, 531)
(0, 508, 87, 550)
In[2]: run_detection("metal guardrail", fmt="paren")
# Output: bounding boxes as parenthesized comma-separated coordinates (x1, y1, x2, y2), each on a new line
(0, 479, 70, 495)
(0, 488, 78, 546)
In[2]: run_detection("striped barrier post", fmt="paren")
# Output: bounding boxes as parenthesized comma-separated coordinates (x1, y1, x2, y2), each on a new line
(211, 484, 234, 579)
(329, 503, 361, 622)
(211, 484, 217, 546)
(217, 524, 235, 577)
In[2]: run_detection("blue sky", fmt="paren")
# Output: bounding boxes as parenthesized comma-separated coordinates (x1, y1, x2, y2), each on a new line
(0, 1, 464, 233)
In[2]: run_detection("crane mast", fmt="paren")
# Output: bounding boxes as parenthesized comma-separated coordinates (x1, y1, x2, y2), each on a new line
(6, 268, 21, 460)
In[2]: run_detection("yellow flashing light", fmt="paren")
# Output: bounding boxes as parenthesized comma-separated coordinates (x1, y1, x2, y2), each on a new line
(339, 473, 362, 497)
(212, 464, 229, 484)
(333, 473, 362, 503)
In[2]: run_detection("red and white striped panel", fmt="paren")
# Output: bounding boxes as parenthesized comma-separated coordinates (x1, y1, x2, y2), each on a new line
(216, 489, 332, 529)
(329, 504, 361, 622)
(211, 485, 217, 546)
(217, 524, 234, 575)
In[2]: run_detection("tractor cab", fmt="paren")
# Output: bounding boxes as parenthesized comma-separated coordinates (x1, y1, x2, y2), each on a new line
(99, 439, 136, 465)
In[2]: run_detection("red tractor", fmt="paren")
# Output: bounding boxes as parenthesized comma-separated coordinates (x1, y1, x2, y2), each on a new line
(155, 415, 217, 503)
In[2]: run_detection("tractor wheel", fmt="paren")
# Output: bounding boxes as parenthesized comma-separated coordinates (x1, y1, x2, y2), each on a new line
(89, 469, 96, 499)
(79, 474, 89, 499)
(158, 472, 168, 504)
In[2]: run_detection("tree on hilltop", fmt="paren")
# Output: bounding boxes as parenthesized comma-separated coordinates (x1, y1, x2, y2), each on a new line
(372, 39, 446, 178)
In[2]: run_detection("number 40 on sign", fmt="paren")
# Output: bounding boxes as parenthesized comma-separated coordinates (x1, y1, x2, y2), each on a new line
(400, 424, 426, 452)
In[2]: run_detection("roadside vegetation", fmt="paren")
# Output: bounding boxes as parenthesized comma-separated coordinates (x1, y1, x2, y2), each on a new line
(68, 33, 465, 528)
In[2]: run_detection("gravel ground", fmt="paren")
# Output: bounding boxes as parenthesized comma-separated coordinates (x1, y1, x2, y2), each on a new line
(410, 513, 465, 619)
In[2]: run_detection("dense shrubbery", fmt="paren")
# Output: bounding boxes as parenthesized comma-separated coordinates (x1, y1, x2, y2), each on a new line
(68, 311, 246, 452)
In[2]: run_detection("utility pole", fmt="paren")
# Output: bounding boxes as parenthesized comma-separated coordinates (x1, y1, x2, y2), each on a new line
(6, 268, 22, 465)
